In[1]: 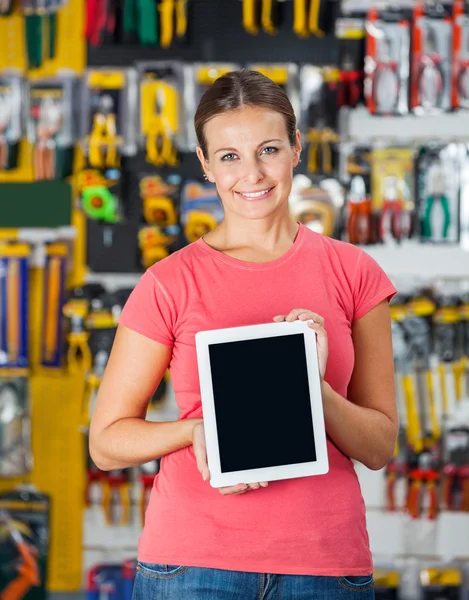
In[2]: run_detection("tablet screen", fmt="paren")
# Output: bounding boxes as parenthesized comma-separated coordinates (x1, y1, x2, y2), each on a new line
(208, 333, 317, 474)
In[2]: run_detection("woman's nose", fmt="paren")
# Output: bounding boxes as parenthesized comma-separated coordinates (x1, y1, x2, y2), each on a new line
(241, 157, 264, 184)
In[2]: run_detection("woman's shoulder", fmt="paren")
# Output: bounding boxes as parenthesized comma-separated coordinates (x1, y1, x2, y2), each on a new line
(301, 226, 364, 268)
(146, 240, 204, 284)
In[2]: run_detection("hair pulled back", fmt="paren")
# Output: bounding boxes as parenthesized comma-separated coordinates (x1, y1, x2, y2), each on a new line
(194, 69, 297, 157)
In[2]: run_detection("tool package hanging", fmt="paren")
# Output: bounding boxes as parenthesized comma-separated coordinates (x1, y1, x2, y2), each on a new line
(0, 244, 29, 370)
(453, 0, 469, 110)
(41, 244, 67, 368)
(0, 74, 22, 172)
(411, 1, 452, 115)
(21, 0, 65, 69)
(364, 7, 410, 116)
(416, 144, 464, 245)
(0, 377, 32, 478)
(300, 65, 340, 176)
(82, 68, 137, 171)
(27, 76, 78, 181)
(136, 61, 184, 166)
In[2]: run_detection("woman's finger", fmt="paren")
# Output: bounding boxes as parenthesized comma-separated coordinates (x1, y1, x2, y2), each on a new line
(273, 315, 286, 322)
(308, 321, 328, 340)
(299, 312, 325, 326)
(219, 484, 248, 495)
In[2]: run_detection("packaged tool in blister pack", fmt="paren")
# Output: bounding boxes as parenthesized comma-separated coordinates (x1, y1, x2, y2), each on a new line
(0, 244, 30, 369)
(371, 148, 415, 244)
(420, 566, 464, 600)
(300, 66, 340, 176)
(0, 488, 50, 600)
(442, 424, 469, 512)
(453, 1, 469, 110)
(78, 168, 122, 224)
(0, 74, 22, 171)
(416, 144, 464, 245)
(27, 76, 78, 181)
(364, 8, 410, 116)
(21, 0, 65, 69)
(290, 174, 342, 237)
(40, 243, 67, 368)
(137, 61, 184, 166)
(248, 63, 300, 121)
(82, 68, 137, 169)
(87, 561, 136, 600)
(0, 377, 32, 478)
(335, 15, 365, 109)
(185, 63, 240, 150)
(373, 568, 400, 600)
(411, 2, 452, 114)
(138, 173, 181, 268)
(180, 180, 223, 245)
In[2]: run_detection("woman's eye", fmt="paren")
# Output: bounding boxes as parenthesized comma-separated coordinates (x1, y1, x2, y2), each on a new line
(221, 153, 237, 162)
(262, 146, 278, 155)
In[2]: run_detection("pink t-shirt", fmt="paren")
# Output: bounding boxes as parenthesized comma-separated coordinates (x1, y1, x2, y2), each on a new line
(119, 224, 396, 576)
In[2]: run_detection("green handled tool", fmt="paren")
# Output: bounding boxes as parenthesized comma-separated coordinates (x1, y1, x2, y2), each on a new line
(422, 162, 451, 240)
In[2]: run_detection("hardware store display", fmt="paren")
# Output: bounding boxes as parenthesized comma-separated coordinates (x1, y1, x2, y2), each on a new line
(4, 0, 469, 597)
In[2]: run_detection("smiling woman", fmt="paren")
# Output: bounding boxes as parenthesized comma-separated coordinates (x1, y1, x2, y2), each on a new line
(89, 69, 398, 600)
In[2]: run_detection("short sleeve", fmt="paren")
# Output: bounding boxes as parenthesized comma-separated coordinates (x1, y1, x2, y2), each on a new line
(353, 250, 397, 322)
(118, 270, 175, 347)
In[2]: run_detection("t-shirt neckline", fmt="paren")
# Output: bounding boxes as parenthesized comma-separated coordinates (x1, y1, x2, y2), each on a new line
(196, 223, 305, 270)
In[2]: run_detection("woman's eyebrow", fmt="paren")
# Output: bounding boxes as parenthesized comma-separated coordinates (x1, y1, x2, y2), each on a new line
(214, 139, 284, 155)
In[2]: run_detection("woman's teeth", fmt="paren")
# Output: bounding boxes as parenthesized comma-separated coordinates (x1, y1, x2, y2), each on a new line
(238, 188, 273, 199)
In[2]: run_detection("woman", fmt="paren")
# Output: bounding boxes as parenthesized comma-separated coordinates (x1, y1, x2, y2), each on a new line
(90, 69, 398, 599)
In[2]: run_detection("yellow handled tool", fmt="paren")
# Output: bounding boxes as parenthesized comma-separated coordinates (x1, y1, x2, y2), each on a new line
(425, 369, 440, 442)
(159, 0, 175, 48)
(243, 0, 260, 34)
(175, 0, 188, 38)
(308, 0, 325, 37)
(294, 0, 309, 37)
(261, 0, 277, 35)
(402, 373, 423, 454)
(44, 257, 61, 363)
(7, 259, 19, 364)
(89, 110, 119, 169)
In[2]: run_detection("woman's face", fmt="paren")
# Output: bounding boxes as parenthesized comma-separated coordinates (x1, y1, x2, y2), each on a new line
(197, 106, 301, 222)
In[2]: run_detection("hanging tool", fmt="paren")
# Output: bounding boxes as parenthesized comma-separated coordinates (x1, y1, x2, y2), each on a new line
(261, 0, 278, 35)
(379, 176, 410, 243)
(67, 313, 92, 374)
(337, 52, 361, 109)
(102, 469, 131, 526)
(6, 259, 19, 365)
(32, 96, 63, 181)
(0, 510, 40, 600)
(418, 26, 444, 110)
(346, 176, 371, 245)
(0, 380, 30, 478)
(242, 0, 260, 34)
(434, 297, 461, 420)
(159, 0, 188, 48)
(146, 85, 178, 166)
(422, 161, 451, 241)
(0, 0, 12, 15)
(89, 95, 119, 169)
(82, 186, 120, 223)
(43, 253, 64, 365)
(0, 94, 11, 171)
(305, 128, 338, 175)
(372, 36, 400, 115)
(122, 0, 158, 46)
(406, 447, 440, 520)
(293, 0, 309, 37)
(442, 427, 469, 512)
(87, 0, 119, 47)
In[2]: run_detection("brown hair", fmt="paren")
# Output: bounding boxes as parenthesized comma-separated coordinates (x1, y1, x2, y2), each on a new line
(194, 69, 297, 157)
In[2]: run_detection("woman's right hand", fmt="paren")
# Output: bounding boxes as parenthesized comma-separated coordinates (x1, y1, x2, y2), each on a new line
(192, 421, 268, 495)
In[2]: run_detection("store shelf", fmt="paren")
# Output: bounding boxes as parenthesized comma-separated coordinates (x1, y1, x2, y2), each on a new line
(346, 107, 469, 144)
(362, 242, 469, 280)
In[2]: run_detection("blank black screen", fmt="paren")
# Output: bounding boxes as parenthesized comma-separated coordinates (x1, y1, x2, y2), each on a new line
(208, 334, 317, 473)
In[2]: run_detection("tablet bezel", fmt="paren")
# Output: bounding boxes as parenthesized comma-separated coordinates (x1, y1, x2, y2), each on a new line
(195, 320, 329, 488)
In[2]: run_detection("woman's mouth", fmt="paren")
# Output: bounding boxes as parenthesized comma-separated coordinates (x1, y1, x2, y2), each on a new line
(236, 187, 275, 201)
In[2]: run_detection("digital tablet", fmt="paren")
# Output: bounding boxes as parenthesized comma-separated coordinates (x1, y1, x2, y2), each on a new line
(195, 320, 329, 488)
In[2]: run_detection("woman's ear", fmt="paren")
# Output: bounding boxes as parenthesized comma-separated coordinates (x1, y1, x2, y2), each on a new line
(293, 130, 302, 168)
(196, 146, 215, 183)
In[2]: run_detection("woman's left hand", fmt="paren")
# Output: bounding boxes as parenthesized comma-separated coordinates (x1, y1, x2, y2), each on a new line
(273, 309, 328, 380)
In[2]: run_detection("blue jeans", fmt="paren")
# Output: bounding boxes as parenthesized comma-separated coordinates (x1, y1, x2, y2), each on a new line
(133, 563, 375, 599)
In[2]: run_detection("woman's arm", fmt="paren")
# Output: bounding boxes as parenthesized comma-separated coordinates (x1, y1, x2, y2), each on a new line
(89, 326, 201, 471)
(322, 299, 398, 470)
